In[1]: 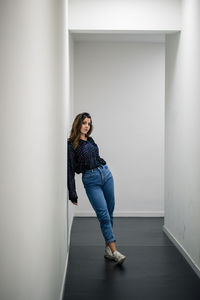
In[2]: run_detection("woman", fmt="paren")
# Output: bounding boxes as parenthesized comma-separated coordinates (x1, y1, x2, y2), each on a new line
(67, 112, 126, 264)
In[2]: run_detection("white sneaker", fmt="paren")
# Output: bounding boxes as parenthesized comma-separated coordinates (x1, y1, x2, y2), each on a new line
(104, 246, 115, 261)
(112, 250, 126, 264)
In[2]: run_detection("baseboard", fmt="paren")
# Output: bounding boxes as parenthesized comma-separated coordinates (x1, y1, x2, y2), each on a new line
(75, 210, 164, 217)
(59, 216, 74, 300)
(163, 225, 200, 279)
(59, 248, 69, 300)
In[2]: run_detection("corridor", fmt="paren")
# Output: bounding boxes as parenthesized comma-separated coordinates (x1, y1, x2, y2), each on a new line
(63, 217, 200, 300)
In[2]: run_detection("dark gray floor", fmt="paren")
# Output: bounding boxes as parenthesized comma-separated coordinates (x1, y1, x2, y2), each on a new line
(63, 217, 200, 300)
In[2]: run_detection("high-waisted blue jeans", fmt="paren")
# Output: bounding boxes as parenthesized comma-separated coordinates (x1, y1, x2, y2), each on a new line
(82, 164, 116, 244)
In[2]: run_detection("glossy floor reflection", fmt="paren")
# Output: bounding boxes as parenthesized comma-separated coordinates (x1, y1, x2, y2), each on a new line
(63, 217, 200, 300)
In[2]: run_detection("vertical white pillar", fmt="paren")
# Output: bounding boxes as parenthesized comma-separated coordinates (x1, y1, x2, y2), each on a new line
(0, 1, 69, 300)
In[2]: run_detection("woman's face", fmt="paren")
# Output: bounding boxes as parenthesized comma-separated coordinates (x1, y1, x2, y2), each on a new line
(80, 117, 91, 135)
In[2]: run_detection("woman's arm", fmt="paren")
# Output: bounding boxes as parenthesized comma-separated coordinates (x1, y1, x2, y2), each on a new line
(67, 141, 78, 204)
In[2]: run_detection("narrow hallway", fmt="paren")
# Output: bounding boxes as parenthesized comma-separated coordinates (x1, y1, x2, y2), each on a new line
(63, 217, 200, 299)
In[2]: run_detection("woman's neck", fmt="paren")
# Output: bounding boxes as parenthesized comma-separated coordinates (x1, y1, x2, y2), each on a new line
(80, 134, 87, 141)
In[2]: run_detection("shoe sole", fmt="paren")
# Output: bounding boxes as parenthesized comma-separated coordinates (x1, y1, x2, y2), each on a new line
(104, 254, 126, 264)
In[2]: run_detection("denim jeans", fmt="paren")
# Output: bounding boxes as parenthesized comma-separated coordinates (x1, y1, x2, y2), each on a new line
(82, 164, 116, 244)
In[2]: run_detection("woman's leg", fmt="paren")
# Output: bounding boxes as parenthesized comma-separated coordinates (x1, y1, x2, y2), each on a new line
(102, 174, 115, 228)
(100, 167, 126, 262)
(84, 181, 116, 245)
(106, 241, 116, 253)
(102, 173, 117, 253)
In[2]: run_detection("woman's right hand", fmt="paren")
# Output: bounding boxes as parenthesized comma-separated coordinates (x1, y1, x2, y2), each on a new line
(72, 202, 78, 205)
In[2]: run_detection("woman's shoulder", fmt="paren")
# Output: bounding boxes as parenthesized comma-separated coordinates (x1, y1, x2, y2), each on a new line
(67, 139, 73, 146)
(67, 139, 75, 151)
(88, 136, 96, 144)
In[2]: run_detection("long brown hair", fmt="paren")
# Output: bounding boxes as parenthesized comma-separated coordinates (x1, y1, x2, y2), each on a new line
(68, 112, 93, 149)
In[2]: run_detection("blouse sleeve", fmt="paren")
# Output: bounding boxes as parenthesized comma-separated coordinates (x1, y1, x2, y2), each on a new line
(67, 141, 78, 203)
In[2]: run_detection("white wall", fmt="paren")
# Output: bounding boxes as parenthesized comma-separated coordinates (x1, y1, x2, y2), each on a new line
(69, 0, 181, 32)
(0, 1, 69, 300)
(164, 0, 200, 273)
(67, 32, 76, 242)
(72, 37, 165, 217)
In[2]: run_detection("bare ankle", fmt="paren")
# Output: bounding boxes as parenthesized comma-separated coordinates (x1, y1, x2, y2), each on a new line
(107, 241, 116, 253)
